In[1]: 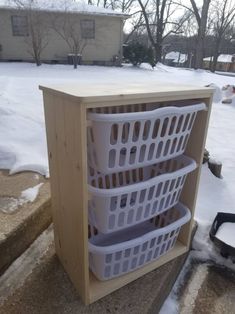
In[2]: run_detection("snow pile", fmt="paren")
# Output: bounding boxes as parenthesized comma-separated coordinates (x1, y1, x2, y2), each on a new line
(205, 83, 222, 103)
(0, 183, 43, 214)
(159, 296, 178, 314)
(0, 75, 49, 176)
(21, 183, 43, 203)
(0, 62, 234, 177)
(221, 85, 235, 105)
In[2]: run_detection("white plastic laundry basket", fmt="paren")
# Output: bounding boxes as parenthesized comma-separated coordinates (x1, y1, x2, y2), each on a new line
(88, 155, 196, 233)
(89, 202, 191, 280)
(87, 103, 206, 173)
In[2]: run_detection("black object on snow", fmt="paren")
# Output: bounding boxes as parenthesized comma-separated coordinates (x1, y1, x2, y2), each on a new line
(209, 212, 235, 258)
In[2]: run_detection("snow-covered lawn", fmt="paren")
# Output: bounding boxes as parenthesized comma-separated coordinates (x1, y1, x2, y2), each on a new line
(0, 62, 235, 310)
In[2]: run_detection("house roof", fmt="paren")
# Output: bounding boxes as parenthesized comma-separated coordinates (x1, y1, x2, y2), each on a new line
(0, 0, 129, 18)
(165, 51, 187, 63)
(203, 54, 235, 63)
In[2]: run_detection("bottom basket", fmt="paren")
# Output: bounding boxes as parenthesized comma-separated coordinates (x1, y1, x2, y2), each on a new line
(89, 202, 191, 281)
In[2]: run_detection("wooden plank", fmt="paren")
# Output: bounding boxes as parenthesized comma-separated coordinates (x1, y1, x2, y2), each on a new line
(43, 93, 63, 258)
(43, 92, 89, 304)
(85, 93, 213, 109)
(89, 240, 187, 303)
(178, 96, 213, 247)
(39, 83, 213, 105)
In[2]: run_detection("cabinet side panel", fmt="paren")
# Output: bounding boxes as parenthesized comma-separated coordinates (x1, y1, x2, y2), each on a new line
(43, 93, 89, 303)
(43, 93, 63, 256)
(179, 96, 213, 247)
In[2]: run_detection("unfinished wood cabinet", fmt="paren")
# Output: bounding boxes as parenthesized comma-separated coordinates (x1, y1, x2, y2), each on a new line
(40, 83, 213, 305)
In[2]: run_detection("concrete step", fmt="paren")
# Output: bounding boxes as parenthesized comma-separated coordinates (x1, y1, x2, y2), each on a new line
(0, 224, 196, 314)
(0, 169, 197, 313)
(0, 170, 51, 273)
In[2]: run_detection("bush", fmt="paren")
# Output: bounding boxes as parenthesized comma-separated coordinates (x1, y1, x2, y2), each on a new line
(124, 42, 155, 67)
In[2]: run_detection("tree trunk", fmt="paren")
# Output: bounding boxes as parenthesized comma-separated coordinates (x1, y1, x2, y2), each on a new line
(155, 43, 162, 63)
(73, 54, 78, 69)
(211, 35, 222, 72)
(33, 44, 41, 66)
(194, 30, 204, 69)
(211, 51, 219, 72)
(193, 0, 211, 69)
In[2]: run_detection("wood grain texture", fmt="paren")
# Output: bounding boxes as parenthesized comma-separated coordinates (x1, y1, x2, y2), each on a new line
(43, 93, 89, 304)
(179, 97, 213, 247)
(40, 83, 213, 105)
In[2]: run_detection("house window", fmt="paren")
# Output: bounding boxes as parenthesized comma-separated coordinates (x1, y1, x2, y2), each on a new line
(11, 15, 29, 36)
(80, 19, 95, 39)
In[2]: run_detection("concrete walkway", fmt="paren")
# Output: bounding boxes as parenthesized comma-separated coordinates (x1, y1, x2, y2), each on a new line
(0, 170, 190, 313)
(0, 226, 189, 314)
(1, 171, 234, 314)
(179, 262, 235, 314)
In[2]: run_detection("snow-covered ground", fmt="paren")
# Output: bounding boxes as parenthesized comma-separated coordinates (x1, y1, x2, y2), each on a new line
(0, 62, 235, 311)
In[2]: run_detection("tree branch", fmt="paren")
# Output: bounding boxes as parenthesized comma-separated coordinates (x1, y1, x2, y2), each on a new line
(190, 0, 201, 26)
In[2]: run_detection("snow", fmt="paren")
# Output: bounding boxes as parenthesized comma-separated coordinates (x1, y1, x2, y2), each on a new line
(159, 296, 178, 314)
(0, 0, 126, 16)
(216, 222, 235, 247)
(159, 249, 197, 314)
(165, 51, 187, 63)
(21, 183, 43, 202)
(216, 71, 235, 77)
(2, 62, 233, 177)
(203, 54, 235, 63)
(0, 183, 43, 214)
(208, 157, 222, 165)
(222, 84, 235, 98)
(0, 197, 25, 214)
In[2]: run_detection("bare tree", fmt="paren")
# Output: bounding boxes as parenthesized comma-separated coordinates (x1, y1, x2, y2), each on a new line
(189, 0, 211, 69)
(11, 0, 49, 66)
(51, 10, 89, 69)
(179, 14, 197, 67)
(137, 0, 189, 63)
(210, 0, 235, 72)
(26, 9, 49, 66)
(124, 9, 145, 43)
(87, 0, 135, 10)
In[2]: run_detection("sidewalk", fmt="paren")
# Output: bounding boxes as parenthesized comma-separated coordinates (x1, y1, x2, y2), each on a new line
(179, 262, 235, 314)
(4, 170, 232, 314)
(0, 225, 190, 314)
(0, 169, 195, 313)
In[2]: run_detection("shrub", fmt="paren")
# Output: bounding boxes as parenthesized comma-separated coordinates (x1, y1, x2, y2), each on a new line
(124, 42, 155, 67)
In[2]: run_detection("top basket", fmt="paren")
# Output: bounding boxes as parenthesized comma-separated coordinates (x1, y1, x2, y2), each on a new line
(88, 103, 206, 174)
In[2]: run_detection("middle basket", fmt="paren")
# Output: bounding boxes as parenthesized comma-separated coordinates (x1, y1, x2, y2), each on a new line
(88, 155, 196, 233)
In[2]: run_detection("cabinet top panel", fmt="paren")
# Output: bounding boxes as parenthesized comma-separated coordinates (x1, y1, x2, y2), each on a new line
(39, 82, 213, 104)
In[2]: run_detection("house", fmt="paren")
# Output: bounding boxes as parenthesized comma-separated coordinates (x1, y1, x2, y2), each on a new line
(164, 51, 187, 67)
(203, 54, 235, 72)
(0, 0, 129, 65)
